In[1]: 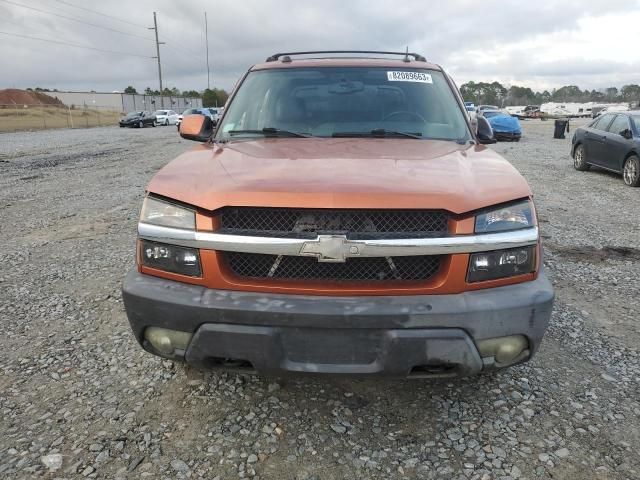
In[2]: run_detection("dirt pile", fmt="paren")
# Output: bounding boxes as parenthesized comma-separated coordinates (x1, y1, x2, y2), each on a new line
(0, 89, 64, 105)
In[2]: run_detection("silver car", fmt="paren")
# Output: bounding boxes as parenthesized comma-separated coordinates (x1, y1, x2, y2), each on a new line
(176, 108, 213, 130)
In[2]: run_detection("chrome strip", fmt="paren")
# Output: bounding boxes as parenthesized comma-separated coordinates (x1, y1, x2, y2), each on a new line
(138, 222, 539, 258)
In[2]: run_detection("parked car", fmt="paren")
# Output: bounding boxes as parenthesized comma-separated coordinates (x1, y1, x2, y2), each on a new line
(476, 104, 500, 114)
(176, 108, 213, 129)
(122, 50, 553, 378)
(207, 107, 225, 125)
(593, 104, 630, 118)
(464, 102, 476, 120)
(571, 111, 640, 187)
(153, 110, 179, 126)
(119, 111, 157, 128)
(481, 110, 522, 141)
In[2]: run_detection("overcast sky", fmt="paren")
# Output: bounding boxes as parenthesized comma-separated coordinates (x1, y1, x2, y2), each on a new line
(2, 0, 640, 94)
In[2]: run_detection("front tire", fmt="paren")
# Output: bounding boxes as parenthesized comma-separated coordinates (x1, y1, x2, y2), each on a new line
(138, 121, 143, 128)
(623, 155, 640, 187)
(573, 144, 590, 171)
(152, 120, 157, 127)
(165, 119, 169, 126)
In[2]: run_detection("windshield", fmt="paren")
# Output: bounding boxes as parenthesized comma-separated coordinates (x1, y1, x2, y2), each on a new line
(183, 109, 198, 115)
(483, 111, 503, 118)
(216, 67, 470, 142)
(125, 111, 143, 118)
(154, 110, 168, 115)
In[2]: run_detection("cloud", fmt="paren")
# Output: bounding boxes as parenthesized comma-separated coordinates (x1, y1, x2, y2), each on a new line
(1, 0, 639, 93)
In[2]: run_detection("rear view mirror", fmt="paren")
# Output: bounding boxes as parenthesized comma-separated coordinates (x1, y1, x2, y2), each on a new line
(620, 128, 633, 140)
(179, 114, 214, 142)
(476, 116, 496, 144)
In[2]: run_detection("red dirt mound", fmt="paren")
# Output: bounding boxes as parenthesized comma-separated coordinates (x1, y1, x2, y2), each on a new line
(0, 89, 64, 105)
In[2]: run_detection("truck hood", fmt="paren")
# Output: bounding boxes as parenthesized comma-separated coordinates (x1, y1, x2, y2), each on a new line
(147, 138, 531, 214)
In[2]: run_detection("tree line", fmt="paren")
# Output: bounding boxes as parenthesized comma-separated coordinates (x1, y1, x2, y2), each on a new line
(123, 86, 229, 108)
(460, 82, 640, 107)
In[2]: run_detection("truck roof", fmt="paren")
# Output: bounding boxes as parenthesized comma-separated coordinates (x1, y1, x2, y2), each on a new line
(251, 51, 441, 71)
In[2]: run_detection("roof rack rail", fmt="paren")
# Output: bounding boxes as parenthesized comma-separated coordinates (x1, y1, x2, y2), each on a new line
(265, 50, 427, 63)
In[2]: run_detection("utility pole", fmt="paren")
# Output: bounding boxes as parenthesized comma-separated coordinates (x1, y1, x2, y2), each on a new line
(149, 12, 165, 107)
(205, 11, 211, 90)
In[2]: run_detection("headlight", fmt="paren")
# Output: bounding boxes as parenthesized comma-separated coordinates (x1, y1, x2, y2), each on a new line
(475, 200, 534, 233)
(140, 196, 195, 229)
(140, 240, 201, 276)
(468, 246, 536, 282)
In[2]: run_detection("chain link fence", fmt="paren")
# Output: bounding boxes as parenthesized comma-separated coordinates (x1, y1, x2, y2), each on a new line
(0, 104, 122, 133)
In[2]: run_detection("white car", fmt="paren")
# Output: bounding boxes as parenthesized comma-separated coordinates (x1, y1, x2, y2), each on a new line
(596, 105, 630, 117)
(153, 110, 179, 126)
(207, 107, 225, 124)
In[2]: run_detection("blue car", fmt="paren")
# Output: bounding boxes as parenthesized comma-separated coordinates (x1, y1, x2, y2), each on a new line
(482, 110, 522, 142)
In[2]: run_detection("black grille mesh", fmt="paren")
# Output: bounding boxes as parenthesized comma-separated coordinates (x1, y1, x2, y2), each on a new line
(224, 252, 442, 282)
(219, 208, 449, 237)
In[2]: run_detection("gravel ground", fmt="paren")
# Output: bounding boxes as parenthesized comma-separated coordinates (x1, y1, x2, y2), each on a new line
(0, 121, 638, 480)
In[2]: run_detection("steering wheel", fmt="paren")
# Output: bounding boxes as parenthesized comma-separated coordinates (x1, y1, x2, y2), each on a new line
(382, 111, 427, 123)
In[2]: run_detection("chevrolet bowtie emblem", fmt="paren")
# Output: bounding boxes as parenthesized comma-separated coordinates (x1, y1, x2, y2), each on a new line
(299, 235, 361, 263)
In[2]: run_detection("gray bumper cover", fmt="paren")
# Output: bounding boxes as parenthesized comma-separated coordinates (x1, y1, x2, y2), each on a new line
(122, 270, 554, 376)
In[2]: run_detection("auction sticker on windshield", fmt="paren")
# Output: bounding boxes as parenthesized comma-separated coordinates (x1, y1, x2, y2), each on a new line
(387, 71, 432, 83)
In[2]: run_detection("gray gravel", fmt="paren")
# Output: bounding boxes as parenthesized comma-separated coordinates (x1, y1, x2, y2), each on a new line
(1, 121, 639, 479)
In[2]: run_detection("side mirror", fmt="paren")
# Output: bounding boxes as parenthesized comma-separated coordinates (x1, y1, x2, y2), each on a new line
(179, 114, 214, 142)
(620, 128, 633, 140)
(476, 115, 497, 144)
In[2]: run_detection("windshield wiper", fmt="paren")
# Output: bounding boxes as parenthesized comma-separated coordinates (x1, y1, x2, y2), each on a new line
(332, 129, 422, 139)
(228, 127, 310, 138)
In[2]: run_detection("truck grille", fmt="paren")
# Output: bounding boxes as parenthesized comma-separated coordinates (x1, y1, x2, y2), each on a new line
(219, 207, 449, 238)
(224, 252, 442, 282)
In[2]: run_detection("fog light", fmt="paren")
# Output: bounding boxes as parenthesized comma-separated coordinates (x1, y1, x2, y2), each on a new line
(144, 327, 192, 356)
(477, 335, 528, 365)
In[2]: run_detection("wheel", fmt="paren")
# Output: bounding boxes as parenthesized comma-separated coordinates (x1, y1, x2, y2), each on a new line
(138, 121, 143, 128)
(623, 155, 640, 187)
(165, 119, 169, 126)
(573, 144, 590, 171)
(152, 120, 157, 127)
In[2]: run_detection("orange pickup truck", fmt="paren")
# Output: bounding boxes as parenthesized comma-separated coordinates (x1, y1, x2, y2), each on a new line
(122, 51, 554, 378)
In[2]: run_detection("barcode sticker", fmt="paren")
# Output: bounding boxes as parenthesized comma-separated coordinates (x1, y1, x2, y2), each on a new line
(387, 71, 432, 83)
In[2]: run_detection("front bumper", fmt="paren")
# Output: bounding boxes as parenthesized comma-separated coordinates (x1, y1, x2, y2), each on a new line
(122, 270, 554, 377)
(494, 131, 522, 141)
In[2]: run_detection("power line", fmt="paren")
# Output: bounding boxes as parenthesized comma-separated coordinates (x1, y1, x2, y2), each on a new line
(0, 30, 153, 58)
(0, 0, 154, 41)
(29, 0, 204, 64)
(53, 0, 204, 62)
(49, 0, 148, 28)
(163, 41, 204, 61)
